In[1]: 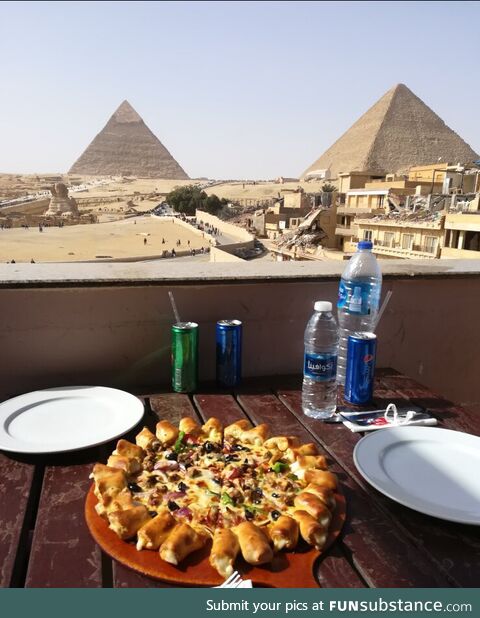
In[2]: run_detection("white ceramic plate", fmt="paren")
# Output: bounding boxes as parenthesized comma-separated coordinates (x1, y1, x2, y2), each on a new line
(0, 386, 144, 454)
(353, 426, 480, 525)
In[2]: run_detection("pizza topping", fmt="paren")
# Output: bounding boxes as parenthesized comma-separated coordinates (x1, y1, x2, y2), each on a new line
(221, 493, 235, 506)
(206, 489, 220, 497)
(166, 491, 186, 501)
(232, 444, 249, 452)
(154, 460, 179, 471)
(202, 441, 219, 454)
(165, 451, 178, 461)
(175, 507, 193, 521)
(271, 461, 289, 474)
(227, 468, 242, 481)
(128, 482, 142, 493)
(174, 431, 186, 453)
(177, 481, 188, 492)
(167, 500, 180, 511)
(271, 510, 281, 521)
(225, 454, 240, 462)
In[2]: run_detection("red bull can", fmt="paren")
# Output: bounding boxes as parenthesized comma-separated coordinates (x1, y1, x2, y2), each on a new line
(344, 332, 377, 405)
(216, 319, 242, 388)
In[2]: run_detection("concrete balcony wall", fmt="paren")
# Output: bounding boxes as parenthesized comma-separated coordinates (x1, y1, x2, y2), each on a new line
(1, 261, 480, 406)
(373, 245, 438, 259)
(445, 212, 480, 232)
(441, 247, 480, 259)
(335, 227, 354, 236)
(336, 206, 373, 216)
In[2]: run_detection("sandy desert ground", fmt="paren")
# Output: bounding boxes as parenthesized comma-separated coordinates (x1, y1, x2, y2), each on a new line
(0, 216, 209, 263)
(0, 174, 328, 263)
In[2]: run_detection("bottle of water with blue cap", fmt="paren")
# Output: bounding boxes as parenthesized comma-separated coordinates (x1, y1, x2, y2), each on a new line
(336, 240, 382, 385)
(302, 301, 339, 419)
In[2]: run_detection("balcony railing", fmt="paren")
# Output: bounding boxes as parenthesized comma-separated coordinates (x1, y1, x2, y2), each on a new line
(372, 241, 439, 257)
(335, 225, 354, 236)
(0, 260, 479, 410)
(336, 206, 374, 215)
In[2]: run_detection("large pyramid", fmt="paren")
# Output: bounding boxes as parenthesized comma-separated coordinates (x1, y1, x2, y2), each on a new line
(69, 100, 189, 178)
(302, 84, 478, 179)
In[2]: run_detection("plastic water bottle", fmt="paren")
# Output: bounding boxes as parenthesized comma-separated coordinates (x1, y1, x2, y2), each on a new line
(336, 240, 382, 385)
(302, 301, 339, 419)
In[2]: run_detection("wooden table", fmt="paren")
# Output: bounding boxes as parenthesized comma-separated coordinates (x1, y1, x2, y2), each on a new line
(1, 368, 479, 588)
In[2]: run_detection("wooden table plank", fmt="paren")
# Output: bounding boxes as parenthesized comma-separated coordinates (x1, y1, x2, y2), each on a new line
(26, 398, 147, 588)
(193, 393, 244, 425)
(237, 390, 450, 588)
(149, 393, 198, 424)
(278, 383, 479, 587)
(195, 391, 365, 588)
(0, 454, 36, 587)
(377, 371, 480, 436)
(25, 454, 103, 588)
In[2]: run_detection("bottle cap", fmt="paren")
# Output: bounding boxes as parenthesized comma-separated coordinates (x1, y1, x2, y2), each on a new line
(357, 240, 373, 250)
(314, 301, 332, 312)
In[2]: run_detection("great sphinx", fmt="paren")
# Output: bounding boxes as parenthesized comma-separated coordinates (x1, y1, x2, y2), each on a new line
(44, 182, 79, 217)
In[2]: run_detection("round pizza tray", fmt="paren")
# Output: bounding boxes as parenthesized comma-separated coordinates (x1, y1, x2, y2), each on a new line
(85, 485, 346, 587)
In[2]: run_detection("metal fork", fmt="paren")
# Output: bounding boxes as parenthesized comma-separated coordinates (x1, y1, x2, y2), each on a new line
(215, 570, 244, 588)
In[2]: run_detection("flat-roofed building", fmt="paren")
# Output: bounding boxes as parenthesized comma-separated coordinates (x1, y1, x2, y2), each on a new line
(443, 195, 480, 259)
(356, 212, 445, 259)
(264, 190, 311, 240)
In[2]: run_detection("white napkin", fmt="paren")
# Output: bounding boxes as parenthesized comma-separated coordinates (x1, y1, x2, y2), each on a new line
(343, 403, 438, 433)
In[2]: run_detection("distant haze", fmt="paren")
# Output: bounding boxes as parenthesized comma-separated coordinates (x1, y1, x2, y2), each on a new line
(1, 1, 478, 178)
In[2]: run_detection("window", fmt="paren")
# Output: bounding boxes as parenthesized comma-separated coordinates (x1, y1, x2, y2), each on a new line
(378, 195, 385, 207)
(464, 231, 480, 252)
(363, 230, 372, 241)
(424, 236, 437, 253)
(402, 234, 414, 249)
(384, 232, 394, 247)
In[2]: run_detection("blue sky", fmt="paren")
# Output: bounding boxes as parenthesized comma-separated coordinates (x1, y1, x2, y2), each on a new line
(1, 1, 479, 178)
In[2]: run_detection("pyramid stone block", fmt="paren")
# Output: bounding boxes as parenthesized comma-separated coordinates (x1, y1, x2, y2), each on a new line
(69, 101, 189, 179)
(302, 84, 478, 179)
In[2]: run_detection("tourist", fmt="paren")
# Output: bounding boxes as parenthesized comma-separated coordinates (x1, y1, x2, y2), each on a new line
(11, 259, 15, 264)
(162, 238, 165, 244)
(31, 258, 35, 263)
(144, 237, 147, 245)
(172, 249, 176, 257)
(187, 240, 190, 246)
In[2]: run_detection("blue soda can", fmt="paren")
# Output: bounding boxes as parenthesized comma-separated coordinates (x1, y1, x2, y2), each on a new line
(344, 332, 377, 405)
(216, 319, 242, 388)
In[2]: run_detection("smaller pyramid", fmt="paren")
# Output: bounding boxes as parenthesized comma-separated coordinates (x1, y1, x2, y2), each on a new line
(301, 84, 478, 179)
(69, 100, 189, 179)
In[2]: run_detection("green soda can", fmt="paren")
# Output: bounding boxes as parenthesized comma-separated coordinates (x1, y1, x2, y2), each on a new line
(171, 322, 198, 393)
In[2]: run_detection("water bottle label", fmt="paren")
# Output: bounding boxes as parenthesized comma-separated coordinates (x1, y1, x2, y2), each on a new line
(337, 280, 380, 316)
(304, 353, 337, 382)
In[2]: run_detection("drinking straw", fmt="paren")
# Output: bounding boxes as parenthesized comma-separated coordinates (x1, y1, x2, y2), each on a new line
(168, 291, 181, 324)
(373, 290, 393, 332)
